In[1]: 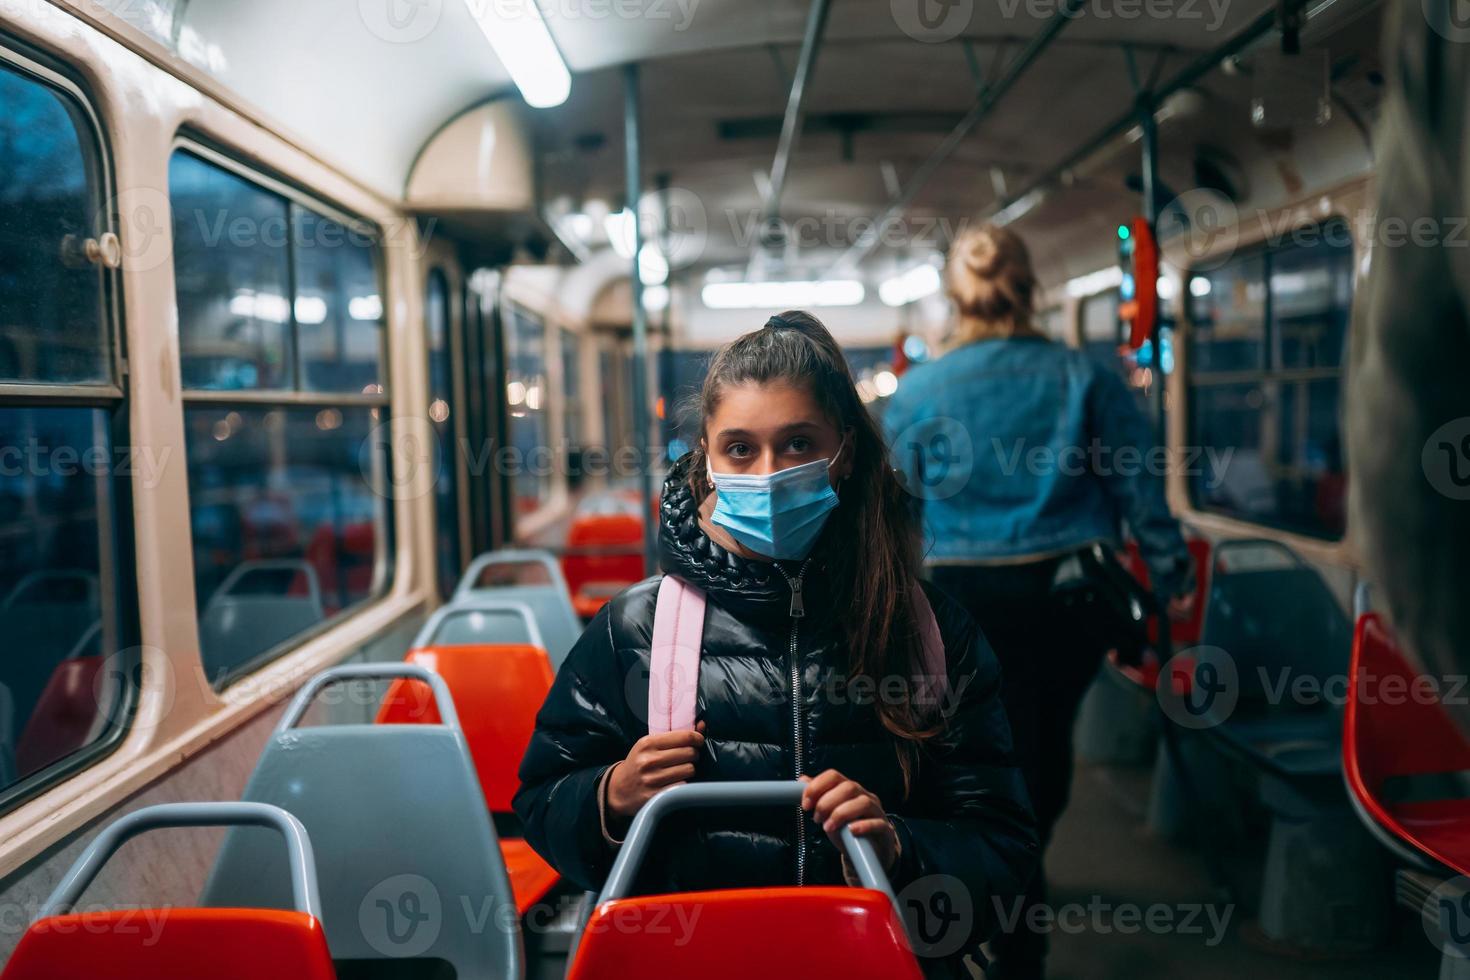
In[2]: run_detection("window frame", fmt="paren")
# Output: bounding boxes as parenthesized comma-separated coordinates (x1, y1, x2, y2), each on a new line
(0, 38, 141, 816)
(1183, 215, 1352, 542)
(169, 136, 396, 689)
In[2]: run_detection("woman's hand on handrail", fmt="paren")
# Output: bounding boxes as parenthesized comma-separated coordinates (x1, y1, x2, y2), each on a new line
(607, 722, 706, 819)
(801, 770, 900, 877)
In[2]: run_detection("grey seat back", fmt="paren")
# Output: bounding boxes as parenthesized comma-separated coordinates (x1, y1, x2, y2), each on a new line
(453, 549, 579, 667)
(412, 598, 546, 650)
(203, 664, 521, 980)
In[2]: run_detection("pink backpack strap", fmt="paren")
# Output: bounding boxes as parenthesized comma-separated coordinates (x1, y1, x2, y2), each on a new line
(649, 575, 707, 733)
(910, 583, 951, 710)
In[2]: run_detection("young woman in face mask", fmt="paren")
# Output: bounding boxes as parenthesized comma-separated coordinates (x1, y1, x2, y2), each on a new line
(515, 312, 1037, 972)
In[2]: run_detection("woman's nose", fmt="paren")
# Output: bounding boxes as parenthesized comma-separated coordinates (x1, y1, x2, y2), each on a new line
(750, 449, 781, 476)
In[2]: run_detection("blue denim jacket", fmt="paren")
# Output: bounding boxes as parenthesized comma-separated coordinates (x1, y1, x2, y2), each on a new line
(883, 337, 1194, 598)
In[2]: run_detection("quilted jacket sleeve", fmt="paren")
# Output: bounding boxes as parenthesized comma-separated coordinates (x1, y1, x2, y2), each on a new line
(513, 601, 642, 892)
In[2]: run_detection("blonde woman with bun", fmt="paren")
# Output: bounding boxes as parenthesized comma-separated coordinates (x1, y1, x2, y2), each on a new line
(883, 223, 1195, 980)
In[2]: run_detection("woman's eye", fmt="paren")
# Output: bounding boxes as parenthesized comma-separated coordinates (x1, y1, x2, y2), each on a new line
(787, 437, 812, 454)
(726, 443, 751, 459)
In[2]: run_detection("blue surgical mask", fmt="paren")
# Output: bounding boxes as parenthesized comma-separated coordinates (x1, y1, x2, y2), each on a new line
(707, 454, 841, 561)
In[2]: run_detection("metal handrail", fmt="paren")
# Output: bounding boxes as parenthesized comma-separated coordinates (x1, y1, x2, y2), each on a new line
(277, 663, 461, 732)
(596, 781, 901, 921)
(39, 802, 321, 920)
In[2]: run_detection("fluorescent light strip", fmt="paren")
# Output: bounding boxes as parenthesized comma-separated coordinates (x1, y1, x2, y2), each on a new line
(1064, 266, 1124, 298)
(879, 264, 942, 307)
(464, 0, 571, 109)
(701, 280, 866, 310)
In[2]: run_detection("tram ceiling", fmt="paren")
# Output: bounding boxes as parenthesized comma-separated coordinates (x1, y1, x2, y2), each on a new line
(530, 0, 1382, 278)
(157, 0, 1383, 277)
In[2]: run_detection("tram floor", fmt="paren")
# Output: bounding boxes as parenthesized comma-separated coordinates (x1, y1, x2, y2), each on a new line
(1028, 759, 1441, 980)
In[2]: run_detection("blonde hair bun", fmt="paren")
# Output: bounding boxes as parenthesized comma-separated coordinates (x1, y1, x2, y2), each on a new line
(946, 223, 1037, 338)
(960, 230, 1002, 278)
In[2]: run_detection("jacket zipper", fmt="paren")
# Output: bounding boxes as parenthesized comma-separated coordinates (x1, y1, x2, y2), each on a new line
(775, 560, 809, 885)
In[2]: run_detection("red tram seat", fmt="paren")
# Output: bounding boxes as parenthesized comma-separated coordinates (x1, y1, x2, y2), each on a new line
(2, 802, 335, 980)
(562, 507, 646, 619)
(14, 654, 103, 777)
(566, 888, 922, 980)
(377, 643, 560, 913)
(2, 908, 336, 980)
(1344, 612, 1470, 877)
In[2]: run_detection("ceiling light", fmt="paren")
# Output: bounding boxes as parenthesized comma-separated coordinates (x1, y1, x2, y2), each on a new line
(701, 280, 866, 310)
(1064, 266, 1124, 298)
(879, 264, 942, 307)
(463, 0, 571, 109)
(642, 284, 670, 312)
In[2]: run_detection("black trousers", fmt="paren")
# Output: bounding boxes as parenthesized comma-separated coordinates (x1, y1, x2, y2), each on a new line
(931, 561, 1107, 980)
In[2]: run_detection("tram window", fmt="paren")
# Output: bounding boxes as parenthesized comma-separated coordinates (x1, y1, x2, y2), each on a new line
(1186, 218, 1352, 540)
(0, 62, 110, 385)
(1188, 253, 1267, 373)
(506, 304, 551, 517)
(169, 148, 393, 685)
(426, 269, 461, 600)
(0, 53, 137, 808)
(560, 328, 582, 449)
(184, 405, 388, 682)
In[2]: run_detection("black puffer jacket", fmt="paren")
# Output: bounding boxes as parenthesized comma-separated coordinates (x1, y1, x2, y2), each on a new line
(514, 457, 1037, 948)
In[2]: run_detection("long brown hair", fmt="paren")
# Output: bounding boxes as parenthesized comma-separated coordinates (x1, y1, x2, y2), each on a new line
(684, 311, 942, 782)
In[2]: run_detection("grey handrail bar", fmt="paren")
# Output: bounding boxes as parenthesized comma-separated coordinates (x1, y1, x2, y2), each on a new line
(596, 781, 902, 921)
(39, 802, 321, 920)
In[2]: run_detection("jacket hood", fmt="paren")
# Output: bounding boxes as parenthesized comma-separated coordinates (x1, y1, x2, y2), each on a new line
(657, 452, 829, 623)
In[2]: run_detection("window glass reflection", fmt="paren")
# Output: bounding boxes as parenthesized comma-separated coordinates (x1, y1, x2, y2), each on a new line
(0, 64, 108, 385)
(507, 305, 551, 518)
(186, 405, 388, 684)
(170, 151, 293, 391)
(294, 208, 384, 395)
(1187, 220, 1351, 539)
(0, 406, 128, 786)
